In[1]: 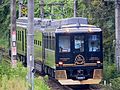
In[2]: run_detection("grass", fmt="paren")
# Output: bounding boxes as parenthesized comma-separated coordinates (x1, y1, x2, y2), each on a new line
(0, 58, 50, 90)
(0, 76, 28, 90)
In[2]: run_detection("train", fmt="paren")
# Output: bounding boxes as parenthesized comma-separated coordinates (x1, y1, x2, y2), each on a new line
(9, 17, 103, 85)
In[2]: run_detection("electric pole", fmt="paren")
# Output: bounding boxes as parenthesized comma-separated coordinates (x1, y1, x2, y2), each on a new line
(74, 0, 77, 17)
(40, 0, 44, 19)
(19, 0, 23, 17)
(115, 0, 120, 72)
(27, 0, 34, 90)
(11, 0, 17, 67)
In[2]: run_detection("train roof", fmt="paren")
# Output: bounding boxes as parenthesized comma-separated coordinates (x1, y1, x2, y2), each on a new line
(16, 17, 88, 30)
(55, 27, 102, 33)
(42, 24, 102, 33)
(16, 17, 101, 33)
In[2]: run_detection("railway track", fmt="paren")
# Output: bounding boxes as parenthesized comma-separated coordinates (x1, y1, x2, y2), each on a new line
(46, 77, 103, 90)
(45, 77, 72, 90)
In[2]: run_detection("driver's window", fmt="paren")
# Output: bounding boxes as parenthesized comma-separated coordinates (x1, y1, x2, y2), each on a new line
(59, 36, 70, 52)
(74, 36, 84, 52)
(89, 35, 100, 52)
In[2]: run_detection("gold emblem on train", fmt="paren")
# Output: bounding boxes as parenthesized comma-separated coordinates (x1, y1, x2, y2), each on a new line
(75, 54, 85, 65)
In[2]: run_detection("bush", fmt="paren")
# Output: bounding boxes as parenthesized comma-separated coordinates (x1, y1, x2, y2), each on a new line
(110, 77, 120, 90)
(0, 60, 50, 90)
(103, 61, 117, 81)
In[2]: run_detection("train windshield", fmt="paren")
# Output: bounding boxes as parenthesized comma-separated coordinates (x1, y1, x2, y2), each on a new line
(88, 35, 100, 52)
(74, 36, 84, 52)
(59, 36, 70, 52)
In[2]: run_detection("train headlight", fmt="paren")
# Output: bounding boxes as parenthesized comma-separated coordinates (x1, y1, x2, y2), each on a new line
(97, 61, 101, 64)
(88, 28, 92, 32)
(65, 28, 70, 32)
(58, 61, 63, 66)
(97, 61, 101, 67)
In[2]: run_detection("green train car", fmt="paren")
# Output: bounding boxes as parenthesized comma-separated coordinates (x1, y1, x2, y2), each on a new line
(9, 17, 103, 85)
(16, 26, 55, 68)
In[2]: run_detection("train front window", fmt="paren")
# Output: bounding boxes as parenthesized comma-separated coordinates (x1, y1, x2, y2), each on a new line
(59, 36, 70, 52)
(74, 36, 84, 52)
(89, 35, 100, 52)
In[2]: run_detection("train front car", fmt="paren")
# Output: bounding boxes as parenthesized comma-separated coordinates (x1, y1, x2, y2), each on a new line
(55, 25, 103, 85)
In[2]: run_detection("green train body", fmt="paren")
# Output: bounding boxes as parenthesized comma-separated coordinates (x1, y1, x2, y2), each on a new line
(16, 27, 55, 68)
(17, 27, 26, 56)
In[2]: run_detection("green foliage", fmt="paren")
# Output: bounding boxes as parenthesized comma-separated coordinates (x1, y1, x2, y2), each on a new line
(34, 0, 74, 18)
(0, 39, 8, 49)
(0, 0, 10, 48)
(34, 77, 50, 90)
(0, 61, 27, 80)
(103, 61, 117, 81)
(0, 0, 10, 37)
(110, 77, 120, 90)
(0, 76, 28, 90)
(0, 60, 50, 90)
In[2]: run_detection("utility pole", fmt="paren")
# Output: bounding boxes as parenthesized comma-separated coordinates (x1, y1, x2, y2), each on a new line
(27, 0, 34, 90)
(40, 0, 44, 19)
(115, 0, 120, 72)
(11, 0, 17, 67)
(19, 0, 23, 17)
(74, 0, 77, 17)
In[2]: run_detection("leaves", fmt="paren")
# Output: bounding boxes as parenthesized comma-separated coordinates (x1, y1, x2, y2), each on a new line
(110, 77, 120, 90)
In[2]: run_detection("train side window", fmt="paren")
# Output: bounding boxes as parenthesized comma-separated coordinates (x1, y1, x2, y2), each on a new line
(35, 40, 37, 45)
(36, 40, 37, 45)
(44, 33, 48, 48)
(51, 36, 55, 50)
(46, 33, 48, 48)
(20, 31, 21, 41)
(88, 35, 100, 52)
(35, 40, 36, 45)
(38, 41, 41, 46)
(43, 33, 46, 48)
(38, 41, 40, 46)
(59, 36, 70, 52)
(74, 36, 84, 52)
(49, 33, 51, 49)
(52, 36, 55, 50)
(16, 31, 18, 40)
(18, 31, 19, 41)
(40, 41, 41, 46)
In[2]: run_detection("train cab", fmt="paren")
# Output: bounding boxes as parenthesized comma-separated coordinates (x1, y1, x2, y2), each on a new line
(55, 24, 103, 85)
